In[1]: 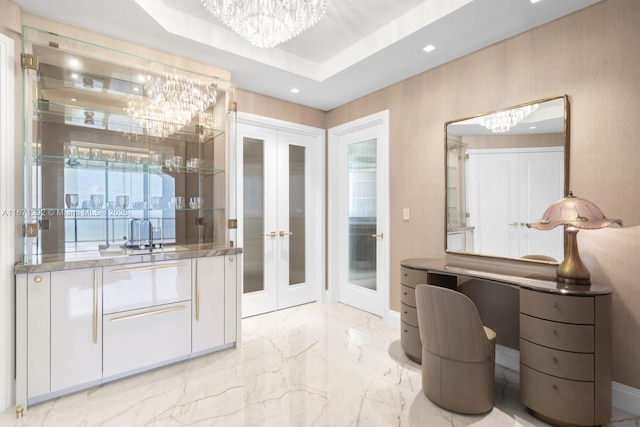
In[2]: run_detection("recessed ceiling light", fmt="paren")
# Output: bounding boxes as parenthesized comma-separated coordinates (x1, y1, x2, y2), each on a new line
(137, 74, 146, 83)
(133, 87, 139, 92)
(530, 0, 542, 3)
(68, 58, 81, 69)
(71, 73, 78, 79)
(71, 98, 76, 102)
(529, 126, 537, 129)
(291, 88, 300, 93)
(423, 44, 436, 53)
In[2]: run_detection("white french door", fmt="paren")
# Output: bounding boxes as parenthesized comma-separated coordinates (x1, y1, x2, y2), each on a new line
(238, 116, 324, 318)
(329, 111, 389, 318)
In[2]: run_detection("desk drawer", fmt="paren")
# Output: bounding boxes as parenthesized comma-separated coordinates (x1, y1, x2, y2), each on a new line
(400, 284, 417, 307)
(401, 302, 418, 327)
(401, 267, 428, 288)
(520, 289, 594, 324)
(401, 321, 422, 363)
(103, 260, 191, 314)
(520, 364, 594, 426)
(520, 339, 594, 381)
(520, 314, 594, 353)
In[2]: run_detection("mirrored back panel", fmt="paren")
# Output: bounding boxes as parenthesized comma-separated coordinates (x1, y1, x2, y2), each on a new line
(445, 95, 569, 263)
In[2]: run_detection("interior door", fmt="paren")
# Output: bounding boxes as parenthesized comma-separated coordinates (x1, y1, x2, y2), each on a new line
(239, 123, 320, 317)
(329, 111, 389, 317)
(467, 147, 563, 260)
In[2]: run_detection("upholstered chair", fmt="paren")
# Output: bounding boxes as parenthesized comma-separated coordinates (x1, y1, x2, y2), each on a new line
(415, 284, 496, 414)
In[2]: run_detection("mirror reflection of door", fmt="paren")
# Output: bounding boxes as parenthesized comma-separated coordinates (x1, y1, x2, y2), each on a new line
(238, 119, 324, 318)
(329, 111, 389, 317)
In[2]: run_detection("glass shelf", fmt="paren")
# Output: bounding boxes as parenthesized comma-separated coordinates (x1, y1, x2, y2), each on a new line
(33, 154, 225, 175)
(32, 100, 226, 142)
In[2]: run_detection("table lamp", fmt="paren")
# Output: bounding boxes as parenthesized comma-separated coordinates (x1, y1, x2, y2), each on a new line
(526, 192, 622, 285)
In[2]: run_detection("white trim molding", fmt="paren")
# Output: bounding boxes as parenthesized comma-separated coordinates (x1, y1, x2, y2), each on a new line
(0, 32, 16, 411)
(613, 382, 640, 416)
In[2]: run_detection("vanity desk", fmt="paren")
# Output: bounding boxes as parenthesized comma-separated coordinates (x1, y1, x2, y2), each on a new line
(400, 258, 612, 427)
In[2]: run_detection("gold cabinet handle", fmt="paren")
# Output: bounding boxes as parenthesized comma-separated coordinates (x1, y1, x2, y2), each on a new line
(228, 257, 234, 262)
(110, 263, 186, 273)
(110, 305, 186, 322)
(34, 275, 42, 283)
(195, 260, 200, 321)
(264, 231, 277, 237)
(93, 270, 98, 344)
(371, 233, 384, 239)
(279, 231, 293, 237)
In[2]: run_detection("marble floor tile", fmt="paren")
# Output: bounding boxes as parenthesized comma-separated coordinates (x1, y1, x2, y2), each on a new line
(1, 302, 639, 426)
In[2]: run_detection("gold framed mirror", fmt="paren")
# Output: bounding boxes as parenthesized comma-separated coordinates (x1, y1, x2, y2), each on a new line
(445, 95, 569, 263)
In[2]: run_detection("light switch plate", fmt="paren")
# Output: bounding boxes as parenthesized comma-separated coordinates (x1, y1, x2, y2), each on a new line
(403, 208, 410, 221)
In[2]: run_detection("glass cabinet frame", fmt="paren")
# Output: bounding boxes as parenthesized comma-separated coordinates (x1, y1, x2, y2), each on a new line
(20, 26, 237, 262)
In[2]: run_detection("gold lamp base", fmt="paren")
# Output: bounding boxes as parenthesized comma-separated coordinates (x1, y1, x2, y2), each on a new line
(557, 228, 591, 286)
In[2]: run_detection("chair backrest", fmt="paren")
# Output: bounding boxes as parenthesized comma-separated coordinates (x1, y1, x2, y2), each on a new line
(415, 284, 492, 363)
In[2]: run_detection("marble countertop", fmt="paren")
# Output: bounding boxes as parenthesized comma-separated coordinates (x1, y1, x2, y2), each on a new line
(401, 258, 611, 296)
(15, 244, 243, 274)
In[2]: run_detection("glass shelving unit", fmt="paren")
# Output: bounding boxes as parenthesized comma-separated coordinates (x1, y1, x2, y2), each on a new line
(21, 26, 237, 261)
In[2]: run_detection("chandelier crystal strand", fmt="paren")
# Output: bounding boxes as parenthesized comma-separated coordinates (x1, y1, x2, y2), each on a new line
(481, 104, 538, 133)
(127, 73, 217, 137)
(201, 0, 327, 48)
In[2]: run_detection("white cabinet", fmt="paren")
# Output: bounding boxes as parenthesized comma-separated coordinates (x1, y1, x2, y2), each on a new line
(192, 256, 225, 353)
(50, 268, 102, 392)
(467, 147, 564, 260)
(16, 253, 241, 408)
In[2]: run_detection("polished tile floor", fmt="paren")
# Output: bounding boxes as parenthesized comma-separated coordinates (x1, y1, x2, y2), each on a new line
(1, 302, 639, 426)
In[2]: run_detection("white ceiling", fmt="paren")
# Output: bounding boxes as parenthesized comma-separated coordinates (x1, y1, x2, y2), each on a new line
(13, 0, 601, 111)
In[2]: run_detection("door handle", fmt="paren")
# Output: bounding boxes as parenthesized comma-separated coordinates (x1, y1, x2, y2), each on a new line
(371, 233, 384, 239)
(264, 231, 277, 237)
(279, 231, 293, 237)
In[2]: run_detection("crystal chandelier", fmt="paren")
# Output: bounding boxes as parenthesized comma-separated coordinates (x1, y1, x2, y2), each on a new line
(481, 104, 538, 133)
(201, 0, 328, 48)
(127, 73, 217, 137)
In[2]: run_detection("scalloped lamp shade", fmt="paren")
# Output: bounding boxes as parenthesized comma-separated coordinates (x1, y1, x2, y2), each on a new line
(527, 192, 622, 285)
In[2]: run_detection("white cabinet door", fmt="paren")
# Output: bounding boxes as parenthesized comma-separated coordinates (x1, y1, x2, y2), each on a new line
(26, 273, 51, 398)
(50, 268, 102, 392)
(224, 254, 239, 344)
(192, 256, 225, 353)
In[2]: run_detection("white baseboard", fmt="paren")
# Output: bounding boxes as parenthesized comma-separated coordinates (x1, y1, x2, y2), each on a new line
(385, 309, 400, 328)
(613, 381, 640, 416)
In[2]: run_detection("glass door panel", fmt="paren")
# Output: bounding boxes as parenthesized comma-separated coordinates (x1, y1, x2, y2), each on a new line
(288, 145, 306, 286)
(348, 139, 377, 291)
(242, 137, 265, 294)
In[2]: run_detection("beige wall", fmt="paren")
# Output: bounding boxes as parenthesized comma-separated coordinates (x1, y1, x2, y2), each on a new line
(326, 0, 640, 388)
(237, 89, 326, 129)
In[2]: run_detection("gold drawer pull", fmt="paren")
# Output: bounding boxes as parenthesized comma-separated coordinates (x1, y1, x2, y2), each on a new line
(552, 385, 558, 391)
(553, 330, 559, 336)
(110, 305, 186, 322)
(110, 263, 186, 273)
(552, 357, 558, 364)
(34, 276, 43, 283)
